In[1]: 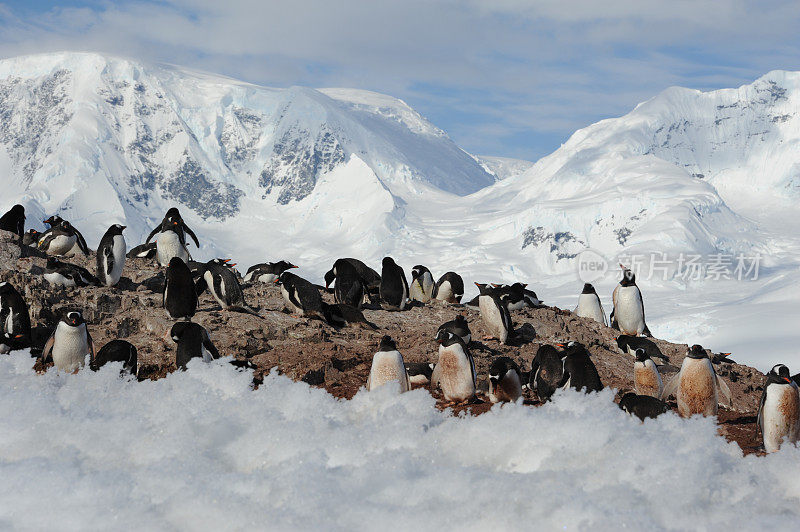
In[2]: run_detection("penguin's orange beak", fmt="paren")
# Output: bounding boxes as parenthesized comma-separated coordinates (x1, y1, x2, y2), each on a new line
(173, 221, 178, 225)
(556, 343, 565, 348)
(785, 378, 792, 383)
(229, 263, 237, 267)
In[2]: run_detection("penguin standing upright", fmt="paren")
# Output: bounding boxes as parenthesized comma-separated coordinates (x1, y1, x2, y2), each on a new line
(529, 344, 565, 402)
(163, 257, 197, 320)
(91, 339, 138, 376)
(96, 224, 127, 287)
(244, 260, 298, 283)
(575, 283, 606, 325)
(662, 344, 732, 417)
(757, 364, 800, 453)
(275, 271, 332, 323)
(41, 310, 95, 372)
(145, 208, 199, 267)
(433, 272, 464, 304)
(0, 204, 25, 237)
(431, 330, 476, 403)
(0, 281, 31, 353)
(409, 265, 435, 303)
(436, 315, 471, 345)
(367, 336, 410, 392)
(324, 259, 364, 307)
(171, 322, 220, 369)
(488, 357, 523, 403)
(38, 221, 89, 256)
(197, 259, 258, 315)
(379, 257, 408, 311)
(610, 266, 650, 336)
(559, 341, 603, 392)
(633, 348, 663, 398)
(477, 284, 513, 344)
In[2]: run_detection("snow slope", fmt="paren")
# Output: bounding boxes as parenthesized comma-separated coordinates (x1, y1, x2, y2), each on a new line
(2, 351, 800, 529)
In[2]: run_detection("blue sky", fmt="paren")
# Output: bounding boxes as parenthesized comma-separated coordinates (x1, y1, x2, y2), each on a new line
(0, 1, 799, 161)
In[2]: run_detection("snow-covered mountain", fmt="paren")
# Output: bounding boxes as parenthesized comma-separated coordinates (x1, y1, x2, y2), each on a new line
(2, 52, 800, 367)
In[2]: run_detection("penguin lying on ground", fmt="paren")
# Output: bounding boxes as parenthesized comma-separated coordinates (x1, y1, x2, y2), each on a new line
(528, 344, 565, 402)
(610, 265, 651, 336)
(325, 303, 378, 329)
(409, 265, 435, 303)
(575, 283, 606, 325)
(367, 336, 410, 392)
(145, 208, 199, 267)
(275, 271, 334, 324)
(758, 364, 800, 453)
(96, 224, 127, 287)
(436, 315, 471, 345)
(488, 357, 523, 403)
(558, 341, 603, 393)
(41, 310, 95, 373)
(405, 362, 435, 385)
(127, 242, 157, 260)
(431, 330, 476, 403)
(616, 335, 669, 363)
(618, 393, 669, 421)
(0, 281, 31, 353)
(38, 220, 90, 256)
(244, 260, 298, 283)
(22, 229, 40, 247)
(196, 259, 259, 316)
(491, 282, 543, 310)
(43, 257, 99, 287)
(171, 321, 220, 369)
(90, 339, 137, 376)
(662, 344, 732, 417)
(433, 272, 464, 304)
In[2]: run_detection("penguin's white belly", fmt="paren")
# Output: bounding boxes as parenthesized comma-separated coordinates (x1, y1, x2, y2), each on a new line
(52, 324, 89, 372)
(257, 273, 278, 284)
(677, 358, 717, 417)
(506, 299, 526, 311)
(634, 360, 663, 398)
(156, 232, 188, 267)
(436, 281, 456, 303)
(201, 343, 214, 363)
(103, 236, 127, 286)
(367, 351, 409, 392)
(479, 295, 508, 343)
(615, 287, 645, 335)
(489, 370, 522, 403)
(576, 293, 606, 325)
(410, 273, 434, 303)
(46, 234, 77, 255)
(204, 271, 227, 308)
(762, 384, 800, 453)
(280, 285, 304, 314)
(436, 347, 475, 402)
(44, 272, 75, 287)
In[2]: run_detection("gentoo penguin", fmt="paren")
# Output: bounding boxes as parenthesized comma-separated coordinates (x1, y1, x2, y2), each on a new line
(409, 265, 435, 303)
(325, 303, 378, 329)
(436, 315, 471, 345)
(405, 362, 435, 385)
(662, 344, 732, 417)
(90, 339, 138, 376)
(171, 321, 220, 369)
(324, 258, 382, 302)
(244, 260, 298, 283)
(431, 329, 476, 403)
(379, 256, 408, 311)
(127, 242, 157, 260)
(633, 348, 663, 398)
(559, 341, 603, 393)
(465, 283, 487, 307)
(757, 364, 800, 453)
(163, 257, 197, 320)
(197, 259, 258, 315)
(618, 393, 669, 421)
(38, 221, 90, 256)
(529, 344, 565, 402)
(477, 284, 513, 344)
(96, 224, 127, 287)
(0, 281, 31, 353)
(22, 229, 40, 247)
(145, 208, 199, 267)
(43, 257, 99, 287)
(488, 356, 523, 403)
(41, 310, 95, 372)
(575, 283, 606, 325)
(492, 283, 544, 310)
(433, 272, 464, 304)
(610, 266, 651, 336)
(0, 204, 25, 237)
(366, 336, 411, 392)
(616, 335, 669, 363)
(324, 258, 364, 307)
(275, 271, 331, 323)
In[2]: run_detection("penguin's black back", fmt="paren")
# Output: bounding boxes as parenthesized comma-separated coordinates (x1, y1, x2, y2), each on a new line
(164, 257, 197, 320)
(128, 242, 157, 259)
(531, 344, 564, 400)
(618, 393, 668, 420)
(282, 272, 324, 312)
(332, 259, 364, 306)
(206, 261, 247, 307)
(563, 344, 603, 392)
(434, 272, 465, 302)
(91, 340, 138, 374)
(343, 258, 381, 290)
(379, 257, 408, 308)
(172, 322, 206, 369)
(0, 282, 31, 349)
(437, 315, 470, 341)
(617, 335, 667, 362)
(0, 204, 25, 236)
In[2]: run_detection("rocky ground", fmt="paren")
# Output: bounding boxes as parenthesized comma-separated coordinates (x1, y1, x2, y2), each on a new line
(0, 230, 767, 455)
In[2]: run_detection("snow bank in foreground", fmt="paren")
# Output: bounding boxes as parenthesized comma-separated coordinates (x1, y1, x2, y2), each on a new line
(1, 352, 799, 530)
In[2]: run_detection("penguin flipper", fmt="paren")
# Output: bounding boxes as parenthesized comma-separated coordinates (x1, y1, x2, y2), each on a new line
(75, 229, 90, 255)
(41, 333, 55, 364)
(430, 363, 441, 391)
(145, 225, 160, 244)
(661, 373, 680, 400)
(757, 387, 767, 434)
(716, 375, 733, 407)
(87, 330, 96, 362)
(183, 224, 200, 248)
(201, 329, 220, 359)
(642, 324, 653, 337)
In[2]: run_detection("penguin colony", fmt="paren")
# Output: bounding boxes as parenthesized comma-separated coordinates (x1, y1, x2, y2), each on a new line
(0, 204, 796, 453)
